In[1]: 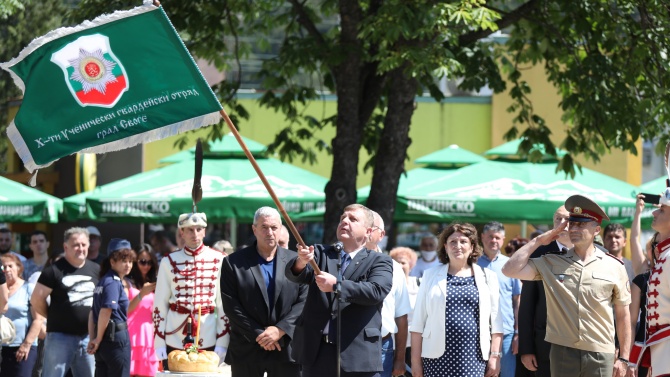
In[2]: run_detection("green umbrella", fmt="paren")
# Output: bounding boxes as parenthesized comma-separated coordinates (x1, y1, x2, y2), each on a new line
(0, 176, 62, 223)
(396, 160, 637, 223)
(158, 133, 267, 164)
(639, 176, 667, 194)
(485, 138, 567, 161)
(66, 157, 328, 223)
(414, 144, 486, 167)
(63, 191, 91, 221)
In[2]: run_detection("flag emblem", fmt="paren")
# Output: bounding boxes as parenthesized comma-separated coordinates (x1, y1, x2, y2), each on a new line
(51, 34, 128, 108)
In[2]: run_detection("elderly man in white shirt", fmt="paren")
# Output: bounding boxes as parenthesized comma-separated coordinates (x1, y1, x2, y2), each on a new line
(367, 211, 411, 377)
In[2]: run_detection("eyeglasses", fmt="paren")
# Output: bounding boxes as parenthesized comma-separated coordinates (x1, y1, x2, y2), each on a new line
(372, 226, 384, 232)
(138, 259, 152, 266)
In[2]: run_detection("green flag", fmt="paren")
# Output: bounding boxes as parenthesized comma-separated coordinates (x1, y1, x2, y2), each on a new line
(1, 4, 222, 173)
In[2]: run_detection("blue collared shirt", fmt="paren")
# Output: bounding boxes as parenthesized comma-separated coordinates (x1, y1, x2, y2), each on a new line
(477, 252, 522, 334)
(92, 270, 129, 324)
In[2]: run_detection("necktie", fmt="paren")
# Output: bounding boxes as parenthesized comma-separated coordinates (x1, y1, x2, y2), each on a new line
(341, 253, 352, 273)
(560, 247, 568, 254)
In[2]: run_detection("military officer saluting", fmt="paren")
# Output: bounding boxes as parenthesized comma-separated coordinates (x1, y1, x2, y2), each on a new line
(502, 195, 632, 377)
(153, 212, 230, 367)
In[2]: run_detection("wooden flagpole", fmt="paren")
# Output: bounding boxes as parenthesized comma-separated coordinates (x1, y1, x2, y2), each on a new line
(219, 109, 322, 274)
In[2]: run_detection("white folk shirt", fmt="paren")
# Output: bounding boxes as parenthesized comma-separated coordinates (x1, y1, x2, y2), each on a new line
(647, 239, 670, 375)
(153, 244, 230, 350)
(381, 260, 411, 339)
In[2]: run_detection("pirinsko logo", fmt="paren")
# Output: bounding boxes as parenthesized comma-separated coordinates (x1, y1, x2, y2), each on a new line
(51, 34, 129, 107)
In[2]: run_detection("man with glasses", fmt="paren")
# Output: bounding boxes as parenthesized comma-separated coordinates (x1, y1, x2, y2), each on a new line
(153, 212, 230, 369)
(365, 211, 410, 377)
(503, 195, 632, 377)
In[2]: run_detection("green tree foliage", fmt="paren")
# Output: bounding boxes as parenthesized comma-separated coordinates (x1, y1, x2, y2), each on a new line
(67, 0, 670, 242)
(0, 0, 68, 172)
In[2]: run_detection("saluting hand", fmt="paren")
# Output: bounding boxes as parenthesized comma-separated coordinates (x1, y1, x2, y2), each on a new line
(536, 222, 568, 246)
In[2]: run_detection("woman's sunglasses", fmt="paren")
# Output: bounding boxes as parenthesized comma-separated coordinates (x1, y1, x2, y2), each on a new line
(138, 259, 152, 266)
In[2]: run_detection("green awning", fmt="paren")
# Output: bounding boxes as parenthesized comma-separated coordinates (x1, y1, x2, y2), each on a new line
(0, 176, 62, 223)
(63, 157, 328, 223)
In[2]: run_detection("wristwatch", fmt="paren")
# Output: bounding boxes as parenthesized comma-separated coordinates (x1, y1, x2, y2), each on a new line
(617, 357, 633, 368)
(490, 351, 502, 358)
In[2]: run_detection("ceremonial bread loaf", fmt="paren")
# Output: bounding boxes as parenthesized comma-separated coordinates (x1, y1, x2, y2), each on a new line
(167, 349, 220, 373)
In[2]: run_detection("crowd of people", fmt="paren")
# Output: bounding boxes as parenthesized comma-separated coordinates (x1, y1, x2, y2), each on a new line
(0, 190, 665, 377)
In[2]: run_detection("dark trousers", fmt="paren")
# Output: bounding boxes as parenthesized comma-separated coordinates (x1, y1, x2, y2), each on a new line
(549, 344, 613, 377)
(302, 342, 380, 377)
(231, 359, 300, 377)
(161, 345, 214, 371)
(515, 354, 551, 377)
(93, 330, 130, 377)
(0, 345, 38, 377)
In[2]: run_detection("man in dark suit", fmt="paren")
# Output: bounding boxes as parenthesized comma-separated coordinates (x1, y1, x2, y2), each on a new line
(517, 206, 571, 377)
(286, 203, 393, 377)
(221, 206, 308, 377)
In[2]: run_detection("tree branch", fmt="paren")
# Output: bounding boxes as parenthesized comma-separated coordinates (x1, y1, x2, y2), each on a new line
(458, 0, 540, 47)
(287, 0, 329, 51)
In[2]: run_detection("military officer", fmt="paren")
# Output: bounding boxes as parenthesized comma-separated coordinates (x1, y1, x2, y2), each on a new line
(503, 195, 632, 377)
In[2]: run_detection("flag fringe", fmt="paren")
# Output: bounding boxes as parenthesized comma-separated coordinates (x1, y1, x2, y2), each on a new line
(10, 112, 222, 173)
(0, 3, 157, 92)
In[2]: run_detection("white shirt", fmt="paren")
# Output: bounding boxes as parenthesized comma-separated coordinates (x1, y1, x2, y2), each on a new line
(406, 276, 421, 347)
(381, 260, 411, 338)
(410, 256, 441, 277)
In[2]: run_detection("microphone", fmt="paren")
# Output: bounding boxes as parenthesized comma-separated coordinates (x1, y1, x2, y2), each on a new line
(333, 241, 344, 252)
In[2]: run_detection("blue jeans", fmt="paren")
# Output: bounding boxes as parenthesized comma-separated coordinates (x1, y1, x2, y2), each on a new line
(500, 333, 516, 377)
(380, 335, 394, 377)
(42, 332, 95, 377)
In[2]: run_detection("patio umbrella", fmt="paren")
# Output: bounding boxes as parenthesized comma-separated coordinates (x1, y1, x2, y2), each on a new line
(0, 176, 62, 223)
(484, 138, 568, 161)
(64, 153, 328, 223)
(396, 160, 638, 224)
(414, 144, 486, 167)
(295, 145, 481, 221)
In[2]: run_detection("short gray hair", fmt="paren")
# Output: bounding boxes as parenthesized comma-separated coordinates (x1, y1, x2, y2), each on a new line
(253, 207, 281, 224)
(482, 221, 505, 235)
(64, 227, 89, 242)
(371, 210, 385, 230)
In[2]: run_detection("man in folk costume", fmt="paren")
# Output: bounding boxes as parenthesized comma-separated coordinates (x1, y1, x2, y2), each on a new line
(629, 144, 670, 377)
(153, 212, 230, 367)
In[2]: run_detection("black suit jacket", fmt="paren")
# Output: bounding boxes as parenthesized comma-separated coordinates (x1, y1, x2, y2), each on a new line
(285, 244, 393, 373)
(517, 241, 560, 361)
(220, 243, 307, 364)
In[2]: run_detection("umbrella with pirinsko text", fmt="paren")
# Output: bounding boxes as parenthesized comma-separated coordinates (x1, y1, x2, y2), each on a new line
(0, 176, 62, 223)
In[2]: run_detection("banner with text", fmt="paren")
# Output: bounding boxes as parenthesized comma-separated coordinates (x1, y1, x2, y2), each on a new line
(1, 4, 222, 173)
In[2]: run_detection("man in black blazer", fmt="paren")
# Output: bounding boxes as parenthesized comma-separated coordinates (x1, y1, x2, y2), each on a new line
(221, 207, 308, 377)
(286, 204, 393, 377)
(517, 206, 572, 377)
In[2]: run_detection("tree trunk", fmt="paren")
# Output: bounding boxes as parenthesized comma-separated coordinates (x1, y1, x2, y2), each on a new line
(367, 66, 418, 235)
(322, 0, 365, 244)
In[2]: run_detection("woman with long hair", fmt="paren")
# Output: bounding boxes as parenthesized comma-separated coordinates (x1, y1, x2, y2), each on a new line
(0, 254, 41, 377)
(127, 244, 159, 377)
